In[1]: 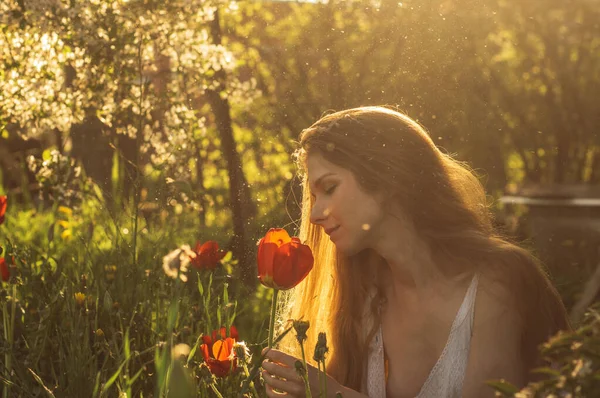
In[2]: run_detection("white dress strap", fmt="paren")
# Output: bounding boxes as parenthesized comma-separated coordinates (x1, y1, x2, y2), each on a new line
(416, 273, 479, 397)
(363, 273, 479, 398)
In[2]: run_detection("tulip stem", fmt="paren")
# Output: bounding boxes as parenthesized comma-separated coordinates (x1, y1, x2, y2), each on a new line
(242, 363, 259, 398)
(209, 382, 224, 398)
(268, 289, 279, 348)
(317, 362, 321, 397)
(238, 326, 292, 398)
(299, 342, 312, 398)
(322, 359, 328, 398)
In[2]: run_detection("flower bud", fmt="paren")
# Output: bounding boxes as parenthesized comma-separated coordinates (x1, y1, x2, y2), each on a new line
(198, 362, 215, 384)
(171, 343, 191, 360)
(233, 341, 251, 364)
(74, 292, 86, 306)
(293, 320, 310, 344)
(313, 332, 329, 362)
(294, 360, 306, 376)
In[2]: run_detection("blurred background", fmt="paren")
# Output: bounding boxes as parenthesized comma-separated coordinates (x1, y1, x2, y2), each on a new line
(0, 0, 599, 395)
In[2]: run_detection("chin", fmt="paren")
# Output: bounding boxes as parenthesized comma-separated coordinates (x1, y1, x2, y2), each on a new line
(333, 239, 363, 257)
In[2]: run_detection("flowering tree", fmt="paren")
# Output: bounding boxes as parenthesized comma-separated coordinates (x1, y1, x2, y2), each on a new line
(1, 0, 257, 187)
(1, 0, 262, 279)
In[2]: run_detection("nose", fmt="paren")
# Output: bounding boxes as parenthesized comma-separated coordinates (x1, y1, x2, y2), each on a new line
(310, 202, 331, 225)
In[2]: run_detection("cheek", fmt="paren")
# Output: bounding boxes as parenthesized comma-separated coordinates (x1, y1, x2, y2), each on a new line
(360, 199, 385, 228)
(330, 198, 349, 221)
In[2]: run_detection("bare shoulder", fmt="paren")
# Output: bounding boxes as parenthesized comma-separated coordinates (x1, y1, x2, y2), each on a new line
(475, 267, 523, 324)
(462, 268, 525, 398)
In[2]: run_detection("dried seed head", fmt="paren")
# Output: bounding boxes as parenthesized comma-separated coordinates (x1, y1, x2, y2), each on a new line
(233, 341, 251, 363)
(293, 320, 310, 344)
(313, 332, 329, 362)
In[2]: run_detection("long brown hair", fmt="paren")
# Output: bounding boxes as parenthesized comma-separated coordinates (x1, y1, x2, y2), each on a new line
(278, 106, 570, 390)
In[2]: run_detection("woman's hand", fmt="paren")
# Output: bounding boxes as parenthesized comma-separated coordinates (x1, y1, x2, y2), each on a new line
(261, 348, 339, 397)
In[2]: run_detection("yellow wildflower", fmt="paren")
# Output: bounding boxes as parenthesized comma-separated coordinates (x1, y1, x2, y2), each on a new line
(61, 229, 72, 241)
(57, 220, 70, 229)
(74, 292, 86, 306)
(58, 206, 73, 217)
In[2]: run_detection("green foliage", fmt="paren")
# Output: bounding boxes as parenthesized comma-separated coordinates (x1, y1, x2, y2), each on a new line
(491, 304, 600, 397)
(0, 191, 270, 396)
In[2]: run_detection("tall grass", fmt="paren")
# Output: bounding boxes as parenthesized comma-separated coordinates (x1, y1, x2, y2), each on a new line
(0, 172, 272, 396)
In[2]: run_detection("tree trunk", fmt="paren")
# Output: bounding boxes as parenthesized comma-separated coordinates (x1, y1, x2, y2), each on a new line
(195, 141, 207, 229)
(207, 8, 256, 289)
(70, 115, 113, 194)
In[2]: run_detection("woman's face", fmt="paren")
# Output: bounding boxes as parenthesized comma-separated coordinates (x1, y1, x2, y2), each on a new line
(307, 152, 386, 256)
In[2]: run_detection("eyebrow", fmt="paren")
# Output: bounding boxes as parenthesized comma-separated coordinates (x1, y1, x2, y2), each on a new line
(310, 172, 336, 192)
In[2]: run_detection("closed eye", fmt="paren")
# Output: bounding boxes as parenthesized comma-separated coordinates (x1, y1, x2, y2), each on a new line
(325, 185, 337, 195)
(310, 183, 338, 200)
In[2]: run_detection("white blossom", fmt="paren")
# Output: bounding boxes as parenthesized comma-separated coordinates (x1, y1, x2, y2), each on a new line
(162, 244, 196, 282)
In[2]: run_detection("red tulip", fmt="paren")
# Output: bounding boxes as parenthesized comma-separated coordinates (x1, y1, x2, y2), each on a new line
(0, 257, 9, 282)
(0, 196, 6, 225)
(190, 240, 227, 270)
(257, 228, 314, 290)
(201, 326, 239, 377)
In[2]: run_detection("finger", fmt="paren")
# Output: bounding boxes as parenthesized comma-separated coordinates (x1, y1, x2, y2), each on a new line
(262, 348, 297, 368)
(263, 370, 304, 396)
(262, 360, 301, 382)
(265, 383, 289, 397)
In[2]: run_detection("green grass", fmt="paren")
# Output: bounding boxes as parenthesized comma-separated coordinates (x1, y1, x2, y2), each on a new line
(0, 190, 273, 397)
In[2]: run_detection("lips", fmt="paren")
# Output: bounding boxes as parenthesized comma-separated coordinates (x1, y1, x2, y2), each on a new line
(324, 226, 340, 236)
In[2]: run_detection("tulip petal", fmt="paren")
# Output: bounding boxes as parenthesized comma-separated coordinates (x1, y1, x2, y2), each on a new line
(0, 258, 8, 282)
(199, 241, 216, 254)
(212, 340, 229, 361)
(207, 358, 233, 377)
(0, 196, 6, 225)
(202, 327, 239, 377)
(263, 228, 292, 246)
(257, 241, 278, 284)
(272, 241, 314, 290)
(225, 337, 235, 353)
(201, 343, 210, 361)
(191, 240, 225, 270)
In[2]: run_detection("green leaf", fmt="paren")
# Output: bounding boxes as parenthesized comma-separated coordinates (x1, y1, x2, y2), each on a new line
(167, 299, 179, 330)
(217, 297, 222, 328)
(221, 251, 233, 263)
(103, 290, 113, 313)
(92, 371, 101, 396)
(197, 274, 204, 295)
(485, 380, 520, 396)
(229, 301, 238, 329)
(128, 366, 145, 386)
(27, 368, 56, 398)
(101, 359, 128, 393)
(47, 222, 55, 243)
(124, 328, 131, 359)
(154, 344, 170, 397)
(166, 360, 195, 398)
(531, 366, 561, 378)
(187, 334, 204, 367)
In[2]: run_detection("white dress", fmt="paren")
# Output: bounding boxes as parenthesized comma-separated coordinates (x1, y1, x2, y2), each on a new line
(363, 273, 479, 398)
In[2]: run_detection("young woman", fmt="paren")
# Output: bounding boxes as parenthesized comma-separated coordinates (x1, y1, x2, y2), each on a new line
(261, 106, 570, 397)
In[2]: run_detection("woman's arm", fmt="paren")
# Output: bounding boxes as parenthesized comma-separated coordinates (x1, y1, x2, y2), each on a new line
(262, 348, 370, 398)
(462, 274, 526, 398)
